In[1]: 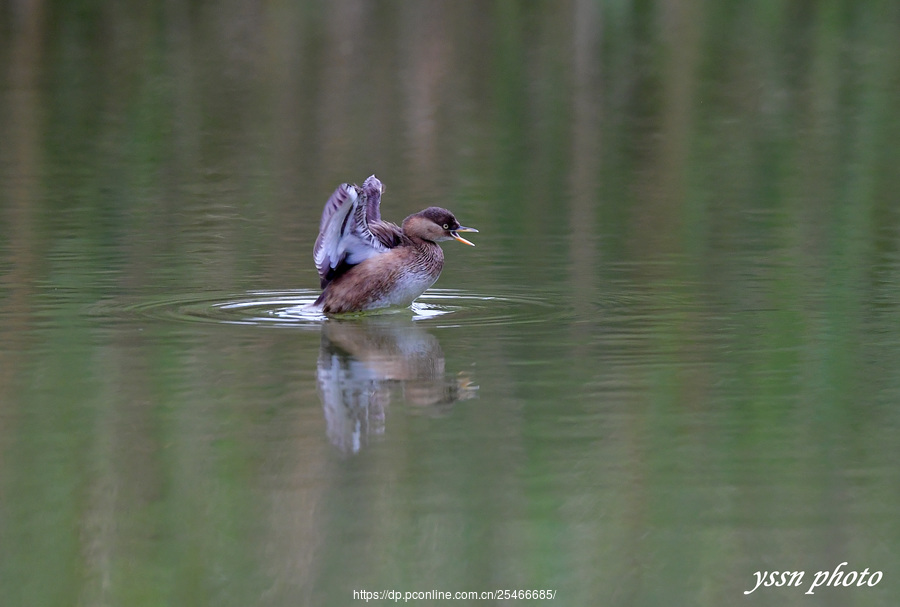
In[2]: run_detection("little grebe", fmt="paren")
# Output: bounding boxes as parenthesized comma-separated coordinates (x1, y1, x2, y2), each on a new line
(313, 175, 477, 314)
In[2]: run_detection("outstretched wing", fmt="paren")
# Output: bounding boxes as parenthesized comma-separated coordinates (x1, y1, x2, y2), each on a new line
(361, 174, 383, 222)
(313, 177, 396, 288)
(314, 183, 358, 286)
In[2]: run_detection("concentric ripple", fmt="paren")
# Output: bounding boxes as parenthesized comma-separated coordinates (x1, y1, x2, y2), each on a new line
(97, 288, 558, 329)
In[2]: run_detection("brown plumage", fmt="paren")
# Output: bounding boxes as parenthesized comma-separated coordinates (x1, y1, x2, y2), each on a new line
(313, 176, 477, 314)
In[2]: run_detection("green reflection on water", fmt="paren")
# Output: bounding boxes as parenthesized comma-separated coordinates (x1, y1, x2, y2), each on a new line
(2, 1, 900, 606)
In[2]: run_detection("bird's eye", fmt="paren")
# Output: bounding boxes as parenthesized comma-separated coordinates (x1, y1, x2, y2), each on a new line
(443, 223, 449, 229)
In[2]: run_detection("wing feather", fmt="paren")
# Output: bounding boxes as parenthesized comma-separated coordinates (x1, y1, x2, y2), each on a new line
(314, 183, 357, 286)
(313, 176, 397, 288)
(361, 174, 383, 223)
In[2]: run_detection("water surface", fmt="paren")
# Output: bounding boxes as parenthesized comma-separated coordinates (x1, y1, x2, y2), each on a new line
(2, 2, 899, 606)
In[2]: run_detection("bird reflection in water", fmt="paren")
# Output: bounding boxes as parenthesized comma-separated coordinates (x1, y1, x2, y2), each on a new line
(317, 316, 477, 453)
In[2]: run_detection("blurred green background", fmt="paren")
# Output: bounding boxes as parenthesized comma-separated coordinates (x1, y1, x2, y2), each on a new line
(2, 1, 899, 606)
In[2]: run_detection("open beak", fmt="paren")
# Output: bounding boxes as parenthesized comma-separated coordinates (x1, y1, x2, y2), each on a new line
(450, 226, 478, 246)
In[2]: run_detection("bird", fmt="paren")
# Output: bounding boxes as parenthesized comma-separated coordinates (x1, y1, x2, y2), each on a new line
(312, 175, 477, 314)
